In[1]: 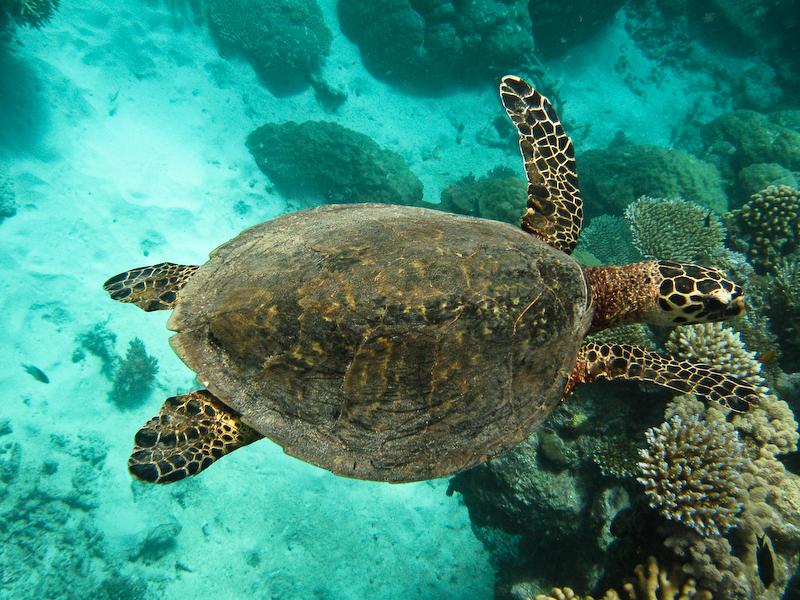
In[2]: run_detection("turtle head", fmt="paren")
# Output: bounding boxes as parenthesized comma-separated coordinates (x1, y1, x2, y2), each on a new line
(642, 260, 745, 326)
(585, 260, 745, 332)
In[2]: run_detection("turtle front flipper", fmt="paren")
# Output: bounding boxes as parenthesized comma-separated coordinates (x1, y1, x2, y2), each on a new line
(128, 390, 262, 484)
(103, 262, 199, 311)
(566, 342, 759, 413)
(499, 75, 583, 254)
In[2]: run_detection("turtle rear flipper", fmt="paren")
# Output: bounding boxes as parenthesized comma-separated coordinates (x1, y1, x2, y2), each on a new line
(103, 262, 199, 311)
(129, 390, 262, 484)
(568, 342, 760, 412)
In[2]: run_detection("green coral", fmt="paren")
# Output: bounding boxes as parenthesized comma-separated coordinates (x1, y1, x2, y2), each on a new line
(109, 338, 159, 409)
(575, 215, 642, 265)
(0, 0, 59, 28)
(337, 0, 534, 88)
(578, 145, 727, 218)
(437, 167, 526, 224)
(585, 323, 655, 351)
(207, 0, 331, 93)
(727, 184, 800, 273)
(624, 196, 726, 262)
(246, 120, 423, 205)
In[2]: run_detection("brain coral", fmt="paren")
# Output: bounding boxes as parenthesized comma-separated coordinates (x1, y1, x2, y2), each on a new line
(246, 120, 423, 205)
(578, 145, 727, 218)
(727, 184, 800, 273)
(637, 414, 746, 536)
(337, 0, 534, 88)
(207, 0, 331, 93)
(624, 196, 726, 263)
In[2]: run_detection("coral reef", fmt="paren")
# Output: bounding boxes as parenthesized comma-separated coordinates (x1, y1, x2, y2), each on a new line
(436, 167, 526, 224)
(736, 163, 797, 201)
(585, 323, 655, 353)
(768, 258, 800, 369)
(575, 215, 642, 265)
(528, 1, 625, 59)
(206, 0, 330, 94)
(664, 323, 769, 395)
(0, 0, 59, 28)
(246, 120, 423, 206)
(624, 197, 726, 263)
(0, 171, 15, 222)
(637, 414, 746, 536)
(0, 423, 150, 598)
(702, 111, 800, 185)
(109, 338, 159, 409)
(727, 185, 800, 273)
(577, 146, 727, 218)
(533, 556, 712, 600)
(337, 0, 534, 89)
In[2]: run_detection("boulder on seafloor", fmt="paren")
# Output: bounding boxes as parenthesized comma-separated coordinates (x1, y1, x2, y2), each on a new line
(246, 120, 423, 206)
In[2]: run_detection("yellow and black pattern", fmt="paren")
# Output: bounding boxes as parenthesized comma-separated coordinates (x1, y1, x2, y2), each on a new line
(653, 261, 744, 325)
(499, 75, 583, 254)
(103, 262, 199, 311)
(128, 390, 262, 484)
(569, 342, 759, 413)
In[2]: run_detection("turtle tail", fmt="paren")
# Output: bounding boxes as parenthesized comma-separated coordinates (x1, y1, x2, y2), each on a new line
(128, 390, 262, 484)
(103, 262, 199, 311)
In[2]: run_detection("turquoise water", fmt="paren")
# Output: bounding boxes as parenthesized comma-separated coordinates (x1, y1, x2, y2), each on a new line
(1, 1, 799, 599)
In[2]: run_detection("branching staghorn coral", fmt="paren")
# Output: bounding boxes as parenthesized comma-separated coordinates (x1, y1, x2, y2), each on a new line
(727, 184, 800, 273)
(637, 415, 746, 536)
(0, 0, 59, 28)
(624, 197, 726, 263)
(109, 338, 159, 409)
(664, 323, 769, 396)
(534, 556, 712, 600)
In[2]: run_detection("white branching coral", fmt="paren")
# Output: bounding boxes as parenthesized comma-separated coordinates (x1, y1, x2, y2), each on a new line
(637, 415, 746, 536)
(665, 323, 769, 397)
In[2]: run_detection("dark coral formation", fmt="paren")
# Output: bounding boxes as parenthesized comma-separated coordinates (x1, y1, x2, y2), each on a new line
(246, 120, 423, 205)
(206, 0, 331, 94)
(702, 111, 800, 205)
(578, 145, 727, 218)
(436, 167, 526, 224)
(0, 170, 15, 222)
(109, 338, 159, 409)
(0, 0, 59, 29)
(528, 1, 625, 58)
(337, 0, 534, 89)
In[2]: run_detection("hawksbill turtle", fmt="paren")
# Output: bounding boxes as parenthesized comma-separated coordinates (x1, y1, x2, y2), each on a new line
(104, 76, 757, 484)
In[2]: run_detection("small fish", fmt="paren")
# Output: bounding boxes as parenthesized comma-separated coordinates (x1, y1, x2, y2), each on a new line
(703, 213, 712, 227)
(756, 532, 775, 589)
(758, 349, 777, 364)
(22, 364, 50, 384)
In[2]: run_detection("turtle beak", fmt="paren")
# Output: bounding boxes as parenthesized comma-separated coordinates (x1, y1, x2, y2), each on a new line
(705, 286, 745, 320)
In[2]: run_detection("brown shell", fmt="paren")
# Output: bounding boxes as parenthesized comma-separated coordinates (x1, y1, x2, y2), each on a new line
(168, 204, 590, 482)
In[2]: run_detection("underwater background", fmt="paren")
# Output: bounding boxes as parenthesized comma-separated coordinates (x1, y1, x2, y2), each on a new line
(1, 0, 800, 598)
